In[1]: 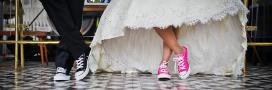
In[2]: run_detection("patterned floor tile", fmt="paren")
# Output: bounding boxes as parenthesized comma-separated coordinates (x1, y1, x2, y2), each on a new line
(0, 61, 271, 90)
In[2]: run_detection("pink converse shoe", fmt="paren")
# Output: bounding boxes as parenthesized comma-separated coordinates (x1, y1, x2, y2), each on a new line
(157, 61, 171, 81)
(173, 46, 190, 79)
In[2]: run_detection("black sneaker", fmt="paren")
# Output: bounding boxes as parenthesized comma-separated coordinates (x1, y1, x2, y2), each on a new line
(54, 67, 71, 81)
(75, 52, 90, 80)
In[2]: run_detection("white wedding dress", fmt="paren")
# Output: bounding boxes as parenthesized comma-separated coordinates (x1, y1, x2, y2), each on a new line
(88, 0, 249, 76)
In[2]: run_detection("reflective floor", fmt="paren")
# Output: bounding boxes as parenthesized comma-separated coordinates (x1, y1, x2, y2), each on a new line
(0, 61, 271, 90)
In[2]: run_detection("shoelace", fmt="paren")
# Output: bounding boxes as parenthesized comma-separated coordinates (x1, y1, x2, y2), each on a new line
(173, 55, 186, 73)
(56, 67, 66, 73)
(159, 61, 169, 73)
(76, 54, 84, 69)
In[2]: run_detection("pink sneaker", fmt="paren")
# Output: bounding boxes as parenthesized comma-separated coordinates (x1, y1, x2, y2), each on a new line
(157, 61, 171, 81)
(173, 46, 190, 79)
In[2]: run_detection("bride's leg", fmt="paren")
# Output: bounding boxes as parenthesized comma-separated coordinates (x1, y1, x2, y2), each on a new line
(154, 26, 183, 54)
(161, 28, 179, 62)
(162, 42, 173, 62)
(155, 26, 182, 81)
(155, 26, 190, 80)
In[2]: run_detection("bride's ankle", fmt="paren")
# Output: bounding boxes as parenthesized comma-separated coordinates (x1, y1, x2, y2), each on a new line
(174, 48, 184, 55)
(161, 60, 169, 63)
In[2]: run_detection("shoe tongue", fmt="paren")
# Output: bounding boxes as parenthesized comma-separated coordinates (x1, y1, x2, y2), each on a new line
(57, 67, 66, 73)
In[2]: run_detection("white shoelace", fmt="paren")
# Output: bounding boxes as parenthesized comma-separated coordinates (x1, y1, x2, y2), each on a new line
(56, 67, 66, 73)
(76, 55, 84, 69)
(159, 61, 169, 73)
(173, 55, 186, 72)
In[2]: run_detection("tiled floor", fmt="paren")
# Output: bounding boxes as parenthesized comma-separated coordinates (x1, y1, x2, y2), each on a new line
(0, 61, 271, 90)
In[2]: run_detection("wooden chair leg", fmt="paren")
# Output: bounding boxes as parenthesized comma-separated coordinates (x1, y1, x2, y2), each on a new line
(43, 44, 48, 66)
(39, 44, 44, 65)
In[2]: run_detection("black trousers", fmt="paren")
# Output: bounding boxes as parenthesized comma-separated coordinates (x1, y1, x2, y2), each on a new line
(40, 0, 89, 70)
(0, 0, 3, 31)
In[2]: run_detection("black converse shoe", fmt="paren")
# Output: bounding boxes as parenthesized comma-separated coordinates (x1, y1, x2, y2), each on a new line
(54, 67, 71, 81)
(75, 53, 90, 80)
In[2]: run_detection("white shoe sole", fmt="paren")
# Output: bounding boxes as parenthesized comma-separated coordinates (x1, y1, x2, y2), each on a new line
(158, 74, 171, 81)
(178, 67, 191, 79)
(75, 60, 90, 81)
(54, 74, 70, 81)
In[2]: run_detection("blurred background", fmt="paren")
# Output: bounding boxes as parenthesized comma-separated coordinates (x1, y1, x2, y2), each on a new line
(246, 0, 272, 66)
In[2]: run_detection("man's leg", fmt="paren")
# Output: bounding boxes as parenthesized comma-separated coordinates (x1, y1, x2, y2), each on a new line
(67, 0, 84, 32)
(40, 0, 88, 80)
(40, 0, 89, 59)
(53, 43, 71, 80)
(67, 0, 91, 80)
(55, 40, 74, 75)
